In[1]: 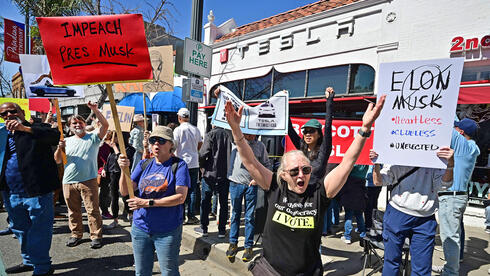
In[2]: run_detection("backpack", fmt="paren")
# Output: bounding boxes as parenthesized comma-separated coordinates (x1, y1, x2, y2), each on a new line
(140, 157, 180, 176)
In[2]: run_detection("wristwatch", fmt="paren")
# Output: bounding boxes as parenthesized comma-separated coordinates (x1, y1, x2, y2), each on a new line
(148, 199, 154, 207)
(358, 128, 372, 138)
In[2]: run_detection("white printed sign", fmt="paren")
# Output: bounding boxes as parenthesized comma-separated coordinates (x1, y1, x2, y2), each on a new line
(211, 86, 289, 136)
(373, 57, 464, 169)
(190, 77, 204, 103)
(19, 54, 84, 98)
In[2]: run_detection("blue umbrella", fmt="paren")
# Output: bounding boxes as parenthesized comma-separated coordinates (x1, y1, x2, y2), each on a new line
(118, 93, 152, 114)
(151, 87, 186, 113)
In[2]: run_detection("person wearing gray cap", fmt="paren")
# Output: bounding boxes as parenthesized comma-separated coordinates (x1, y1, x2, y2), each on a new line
(174, 107, 202, 225)
(118, 126, 190, 276)
(129, 114, 146, 173)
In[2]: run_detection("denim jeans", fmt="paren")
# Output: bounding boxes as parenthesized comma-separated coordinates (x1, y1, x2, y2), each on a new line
(2, 191, 54, 275)
(485, 205, 490, 227)
(229, 182, 257, 248)
(438, 194, 467, 276)
(323, 199, 339, 233)
(200, 178, 229, 234)
(131, 224, 182, 276)
(185, 168, 199, 219)
(344, 209, 366, 240)
(382, 204, 436, 276)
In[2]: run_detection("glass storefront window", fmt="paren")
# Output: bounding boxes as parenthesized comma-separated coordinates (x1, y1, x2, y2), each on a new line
(244, 71, 272, 101)
(223, 80, 243, 98)
(462, 65, 490, 82)
(307, 65, 348, 96)
(273, 69, 306, 98)
(349, 64, 375, 93)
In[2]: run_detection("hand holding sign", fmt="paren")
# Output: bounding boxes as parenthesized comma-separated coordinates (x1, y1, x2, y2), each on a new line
(225, 100, 244, 132)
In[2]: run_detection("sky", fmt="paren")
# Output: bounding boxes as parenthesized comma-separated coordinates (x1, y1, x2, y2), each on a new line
(0, 0, 316, 89)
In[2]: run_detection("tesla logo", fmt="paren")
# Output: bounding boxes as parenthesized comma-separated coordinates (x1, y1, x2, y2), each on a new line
(220, 49, 228, 63)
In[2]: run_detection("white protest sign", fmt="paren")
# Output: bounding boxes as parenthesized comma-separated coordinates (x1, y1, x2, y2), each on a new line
(373, 57, 464, 168)
(102, 104, 135, 132)
(19, 54, 84, 98)
(211, 86, 289, 136)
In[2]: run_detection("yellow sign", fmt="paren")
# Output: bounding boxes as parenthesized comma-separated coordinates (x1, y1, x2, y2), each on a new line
(0, 98, 31, 123)
(272, 210, 314, 229)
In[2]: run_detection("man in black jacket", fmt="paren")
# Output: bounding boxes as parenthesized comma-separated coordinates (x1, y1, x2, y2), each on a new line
(197, 126, 232, 238)
(0, 102, 60, 276)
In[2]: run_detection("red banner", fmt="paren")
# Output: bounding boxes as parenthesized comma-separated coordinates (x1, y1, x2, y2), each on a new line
(3, 19, 25, 63)
(36, 14, 152, 85)
(286, 117, 374, 165)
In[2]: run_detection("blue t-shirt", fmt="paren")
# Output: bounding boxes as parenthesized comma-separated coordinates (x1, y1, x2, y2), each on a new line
(63, 132, 101, 184)
(5, 131, 25, 194)
(131, 157, 191, 234)
(450, 129, 480, 192)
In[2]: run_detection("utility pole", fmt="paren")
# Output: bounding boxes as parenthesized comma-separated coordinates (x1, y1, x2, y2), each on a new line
(188, 0, 203, 126)
(25, 7, 30, 54)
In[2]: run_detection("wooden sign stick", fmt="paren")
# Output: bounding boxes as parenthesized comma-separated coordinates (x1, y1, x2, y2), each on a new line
(142, 92, 148, 132)
(53, 98, 67, 165)
(107, 84, 134, 198)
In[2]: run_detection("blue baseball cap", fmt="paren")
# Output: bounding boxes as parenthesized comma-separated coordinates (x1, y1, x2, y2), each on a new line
(454, 118, 478, 138)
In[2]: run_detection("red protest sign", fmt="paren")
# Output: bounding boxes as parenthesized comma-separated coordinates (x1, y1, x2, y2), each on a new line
(286, 117, 374, 165)
(36, 14, 152, 85)
(3, 18, 25, 63)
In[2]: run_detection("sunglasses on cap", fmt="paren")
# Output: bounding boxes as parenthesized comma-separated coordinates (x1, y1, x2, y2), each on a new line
(302, 128, 317, 135)
(284, 166, 312, 177)
(0, 109, 18, 117)
(149, 137, 167, 145)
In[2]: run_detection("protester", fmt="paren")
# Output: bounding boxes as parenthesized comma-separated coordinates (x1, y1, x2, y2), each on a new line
(0, 102, 60, 275)
(433, 118, 480, 275)
(118, 126, 190, 276)
(371, 147, 455, 276)
(223, 95, 385, 275)
(485, 193, 490, 234)
(226, 133, 271, 262)
(337, 165, 368, 244)
(174, 107, 202, 225)
(98, 131, 114, 219)
(103, 132, 135, 229)
(197, 125, 232, 239)
(55, 101, 109, 249)
(129, 114, 145, 172)
(364, 165, 382, 230)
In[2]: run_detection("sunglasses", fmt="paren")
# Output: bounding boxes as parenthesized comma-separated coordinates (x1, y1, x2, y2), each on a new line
(302, 128, 317, 135)
(0, 109, 18, 117)
(149, 136, 167, 145)
(284, 166, 312, 177)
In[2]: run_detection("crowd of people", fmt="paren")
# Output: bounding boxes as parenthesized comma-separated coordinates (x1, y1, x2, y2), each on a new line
(0, 83, 486, 276)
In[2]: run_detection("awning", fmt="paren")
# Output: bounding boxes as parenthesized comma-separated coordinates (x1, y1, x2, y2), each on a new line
(151, 87, 186, 112)
(458, 85, 490, 104)
(118, 93, 152, 114)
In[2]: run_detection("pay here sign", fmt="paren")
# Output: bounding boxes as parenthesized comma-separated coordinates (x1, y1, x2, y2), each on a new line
(373, 58, 464, 169)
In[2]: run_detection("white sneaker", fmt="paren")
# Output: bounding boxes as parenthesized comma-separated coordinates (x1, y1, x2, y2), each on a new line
(432, 265, 444, 274)
(341, 236, 351, 244)
(104, 221, 118, 230)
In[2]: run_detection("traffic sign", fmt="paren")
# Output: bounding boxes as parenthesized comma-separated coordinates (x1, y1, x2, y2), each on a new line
(183, 37, 212, 78)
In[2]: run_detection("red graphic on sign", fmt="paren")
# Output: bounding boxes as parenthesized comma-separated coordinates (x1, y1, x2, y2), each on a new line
(36, 14, 152, 85)
(286, 117, 374, 165)
(3, 18, 25, 63)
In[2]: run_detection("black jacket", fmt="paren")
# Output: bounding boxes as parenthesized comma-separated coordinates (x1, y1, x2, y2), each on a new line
(199, 127, 232, 183)
(1, 122, 61, 196)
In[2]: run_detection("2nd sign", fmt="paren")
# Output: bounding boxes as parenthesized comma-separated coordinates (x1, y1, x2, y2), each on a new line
(183, 37, 212, 78)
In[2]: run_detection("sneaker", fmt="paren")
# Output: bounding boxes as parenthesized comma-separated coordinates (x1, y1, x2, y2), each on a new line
(185, 216, 200, 225)
(432, 265, 444, 274)
(101, 212, 113, 219)
(194, 227, 208, 237)
(341, 236, 352, 244)
(242, 248, 254, 262)
(218, 231, 226, 239)
(90, 238, 103, 249)
(5, 263, 34, 273)
(226, 243, 238, 259)
(33, 267, 55, 276)
(104, 221, 119, 230)
(66, 236, 82, 247)
(485, 226, 490, 234)
(0, 227, 12, 235)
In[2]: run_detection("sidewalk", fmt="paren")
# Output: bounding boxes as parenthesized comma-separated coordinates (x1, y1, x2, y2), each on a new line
(183, 214, 490, 275)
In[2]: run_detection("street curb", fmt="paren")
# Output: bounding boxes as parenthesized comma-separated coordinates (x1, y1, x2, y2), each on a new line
(181, 226, 251, 275)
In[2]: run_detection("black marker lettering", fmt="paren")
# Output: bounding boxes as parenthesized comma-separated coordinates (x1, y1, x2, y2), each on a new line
(61, 22, 71, 38)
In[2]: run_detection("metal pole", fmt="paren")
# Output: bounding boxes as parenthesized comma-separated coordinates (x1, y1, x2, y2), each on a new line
(25, 7, 30, 54)
(189, 0, 203, 126)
